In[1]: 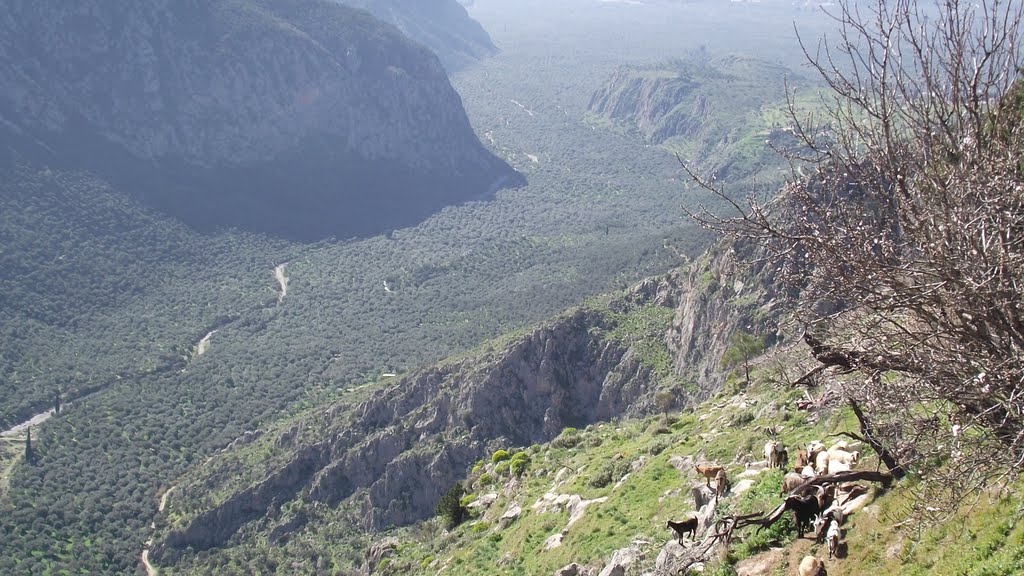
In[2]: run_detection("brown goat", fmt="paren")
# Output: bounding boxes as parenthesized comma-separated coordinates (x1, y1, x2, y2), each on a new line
(695, 464, 724, 487)
(782, 472, 806, 494)
(714, 469, 730, 497)
(794, 449, 809, 470)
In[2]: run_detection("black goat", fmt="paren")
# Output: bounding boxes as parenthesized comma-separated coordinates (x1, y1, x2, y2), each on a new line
(785, 495, 821, 537)
(666, 517, 698, 542)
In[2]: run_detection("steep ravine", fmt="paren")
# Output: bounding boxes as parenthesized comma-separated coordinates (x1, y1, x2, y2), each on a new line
(153, 308, 657, 559)
(151, 241, 780, 568)
(667, 238, 783, 390)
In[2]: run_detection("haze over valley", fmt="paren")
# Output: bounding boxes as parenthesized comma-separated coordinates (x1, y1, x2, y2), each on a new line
(4, 0, 1019, 575)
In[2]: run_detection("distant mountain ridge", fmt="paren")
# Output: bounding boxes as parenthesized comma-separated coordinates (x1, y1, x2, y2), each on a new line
(587, 54, 801, 181)
(335, 0, 498, 71)
(0, 0, 519, 240)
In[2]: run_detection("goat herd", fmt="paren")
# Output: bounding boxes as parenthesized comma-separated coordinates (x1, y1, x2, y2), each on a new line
(667, 435, 869, 576)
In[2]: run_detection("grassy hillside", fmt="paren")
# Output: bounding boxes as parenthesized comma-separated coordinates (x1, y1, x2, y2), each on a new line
(367, 358, 1024, 576)
(585, 55, 810, 185)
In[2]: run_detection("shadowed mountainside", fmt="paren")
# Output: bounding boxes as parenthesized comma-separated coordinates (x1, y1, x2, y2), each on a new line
(0, 0, 520, 241)
(335, 0, 498, 72)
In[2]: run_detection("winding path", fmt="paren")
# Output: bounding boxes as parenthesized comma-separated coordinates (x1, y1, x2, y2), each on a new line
(141, 546, 157, 576)
(0, 409, 55, 438)
(274, 263, 289, 303)
(141, 486, 175, 575)
(195, 330, 217, 357)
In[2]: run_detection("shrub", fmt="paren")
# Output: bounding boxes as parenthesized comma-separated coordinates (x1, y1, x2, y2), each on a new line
(552, 428, 581, 449)
(734, 513, 793, 559)
(646, 436, 672, 456)
(494, 460, 511, 476)
(730, 411, 755, 427)
(588, 458, 631, 488)
(509, 451, 531, 477)
(477, 473, 494, 486)
(491, 449, 511, 464)
(647, 421, 671, 435)
(436, 483, 468, 529)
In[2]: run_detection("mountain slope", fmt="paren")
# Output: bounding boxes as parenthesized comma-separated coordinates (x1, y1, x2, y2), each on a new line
(358, 366, 1024, 576)
(149, 290, 692, 570)
(0, 0, 519, 240)
(335, 0, 498, 71)
(141, 235, 780, 573)
(586, 54, 805, 182)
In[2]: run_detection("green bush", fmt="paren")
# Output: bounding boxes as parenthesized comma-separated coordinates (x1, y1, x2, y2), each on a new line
(495, 460, 511, 476)
(509, 451, 531, 476)
(734, 514, 793, 559)
(436, 483, 468, 529)
(646, 436, 672, 455)
(552, 428, 582, 449)
(491, 449, 512, 463)
(478, 473, 494, 486)
(588, 458, 632, 488)
(647, 421, 671, 435)
(730, 410, 755, 427)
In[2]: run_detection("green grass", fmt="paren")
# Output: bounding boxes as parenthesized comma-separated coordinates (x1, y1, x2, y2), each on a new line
(369, 357, 1024, 576)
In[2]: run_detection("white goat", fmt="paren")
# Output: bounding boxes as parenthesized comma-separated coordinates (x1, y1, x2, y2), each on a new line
(807, 440, 826, 460)
(827, 459, 851, 475)
(828, 440, 849, 453)
(815, 450, 830, 474)
(826, 518, 841, 558)
(799, 555, 828, 576)
(821, 500, 845, 529)
(764, 441, 782, 468)
(828, 449, 860, 466)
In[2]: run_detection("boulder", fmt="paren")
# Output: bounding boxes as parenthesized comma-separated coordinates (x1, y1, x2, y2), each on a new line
(554, 563, 580, 576)
(734, 548, 783, 576)
(498, 503, 522, 529)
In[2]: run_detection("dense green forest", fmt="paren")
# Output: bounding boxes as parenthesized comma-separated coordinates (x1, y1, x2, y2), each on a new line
(0, 0, 839, 573)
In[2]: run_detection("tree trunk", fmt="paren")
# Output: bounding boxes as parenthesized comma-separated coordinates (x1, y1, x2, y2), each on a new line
(848, 399, 905, 480)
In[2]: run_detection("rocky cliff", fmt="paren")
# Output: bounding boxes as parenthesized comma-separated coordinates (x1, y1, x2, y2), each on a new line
(335, 0, 497, 71)
(152, 288, 696, 562)
(0, 0, 519, 240)
(667, 239, 784, 390)
(587, 54, 800, 181)
(150, 234, 784, 569)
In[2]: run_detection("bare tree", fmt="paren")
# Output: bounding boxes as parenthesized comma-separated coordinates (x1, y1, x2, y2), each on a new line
(684, 0, 1024, 516)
